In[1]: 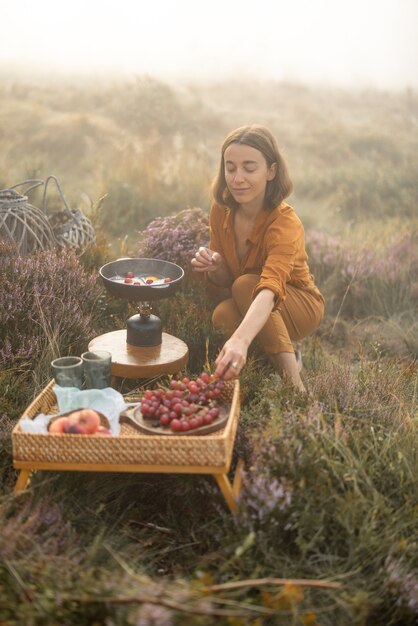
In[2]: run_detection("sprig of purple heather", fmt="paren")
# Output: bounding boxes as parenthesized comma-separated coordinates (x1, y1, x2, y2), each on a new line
(135, 207, 209, 268)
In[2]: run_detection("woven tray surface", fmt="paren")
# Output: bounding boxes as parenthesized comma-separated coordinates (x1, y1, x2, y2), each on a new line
(12, 382, 240, 467)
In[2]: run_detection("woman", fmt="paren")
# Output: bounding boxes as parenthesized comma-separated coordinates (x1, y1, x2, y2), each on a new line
(191, 125, 324, 391)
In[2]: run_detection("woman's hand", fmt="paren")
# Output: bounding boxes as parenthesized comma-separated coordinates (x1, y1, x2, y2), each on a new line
(213, 289, 276, 380)
(214, 336, 248, 381)
(191, 246, 222, 273)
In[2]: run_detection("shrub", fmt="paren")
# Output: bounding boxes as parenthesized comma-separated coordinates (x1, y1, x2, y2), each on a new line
(226, 358, 418, 625)
(307, 228, 418, 324)
(135, 207, 210, 271)
(0, 243, 102, 369)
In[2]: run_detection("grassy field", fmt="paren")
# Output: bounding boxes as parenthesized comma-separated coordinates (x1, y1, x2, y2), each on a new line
(0, 75, 417, 625)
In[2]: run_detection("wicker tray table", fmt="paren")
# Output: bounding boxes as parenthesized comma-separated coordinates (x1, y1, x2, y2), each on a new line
(12, 380, 243, 513)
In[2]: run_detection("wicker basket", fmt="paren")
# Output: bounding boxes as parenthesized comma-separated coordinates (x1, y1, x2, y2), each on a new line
(12, 380, 240, 468)
(0, 177, 95, 256)
(42, 176, 96, 253)
(0, 183, 56, 255)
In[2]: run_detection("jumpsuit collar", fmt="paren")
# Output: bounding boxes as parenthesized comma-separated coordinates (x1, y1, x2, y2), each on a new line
(221, 205, 278, 272)
(222, 204, 281, 242)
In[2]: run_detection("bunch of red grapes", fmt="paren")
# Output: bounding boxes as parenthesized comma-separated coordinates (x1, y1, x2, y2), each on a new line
(140, 372, 226, 432)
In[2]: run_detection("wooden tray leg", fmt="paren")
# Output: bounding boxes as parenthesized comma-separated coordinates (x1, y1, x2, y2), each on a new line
(213, 458, 244, 514)
(14, 469, 32, 494)
(214, 473, 237, 513)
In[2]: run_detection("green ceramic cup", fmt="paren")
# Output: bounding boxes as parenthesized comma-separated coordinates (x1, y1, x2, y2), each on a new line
(81, 350, 112, 389)
(51, 356, 84, 388)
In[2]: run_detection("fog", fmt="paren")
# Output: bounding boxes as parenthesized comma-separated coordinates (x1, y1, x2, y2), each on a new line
(2, 0, 418, 89)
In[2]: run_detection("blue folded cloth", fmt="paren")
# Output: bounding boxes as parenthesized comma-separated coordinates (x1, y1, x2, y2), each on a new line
(20, 385, 127, 435)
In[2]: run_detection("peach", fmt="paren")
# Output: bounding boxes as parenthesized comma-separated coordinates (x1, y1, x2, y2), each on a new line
(66, 409, 101, 434)
(64, 422, 85, 434)
(96, 425, 111, 436)
(49, 416, 69, 434)
(66, 410, 81, 421)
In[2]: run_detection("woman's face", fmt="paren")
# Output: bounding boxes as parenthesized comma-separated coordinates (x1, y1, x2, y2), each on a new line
(224, 143, 276, 211)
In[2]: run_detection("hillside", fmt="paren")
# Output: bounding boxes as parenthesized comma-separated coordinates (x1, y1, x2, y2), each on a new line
(1, 77, 417, 240)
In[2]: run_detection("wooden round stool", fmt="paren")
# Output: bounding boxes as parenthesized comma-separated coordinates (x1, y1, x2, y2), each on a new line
(88, 330, 189, 379)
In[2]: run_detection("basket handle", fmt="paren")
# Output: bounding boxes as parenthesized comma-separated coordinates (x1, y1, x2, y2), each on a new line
(9, 179, 45, 196)
(41, 175, 78, 222)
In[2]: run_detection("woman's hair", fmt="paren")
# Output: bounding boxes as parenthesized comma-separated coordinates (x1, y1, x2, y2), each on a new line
(212, 124, 293, 211)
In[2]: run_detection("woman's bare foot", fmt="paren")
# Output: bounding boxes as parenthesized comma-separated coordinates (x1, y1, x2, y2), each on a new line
(295, 344, 303, 373)
(268, 351, 306, 393)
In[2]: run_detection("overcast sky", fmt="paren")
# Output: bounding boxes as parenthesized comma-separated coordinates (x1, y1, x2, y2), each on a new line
(2, 0, 417, 89)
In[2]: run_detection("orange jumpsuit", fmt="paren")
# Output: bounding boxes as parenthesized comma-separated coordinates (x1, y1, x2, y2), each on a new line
(208, 201, 325, 354)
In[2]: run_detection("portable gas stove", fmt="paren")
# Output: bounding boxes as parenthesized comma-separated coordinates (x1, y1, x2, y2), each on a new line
(88, 258, 188, 380)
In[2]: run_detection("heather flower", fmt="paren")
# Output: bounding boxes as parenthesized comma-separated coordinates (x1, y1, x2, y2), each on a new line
(136, 602, 173, 626)
(0, 498, 78, 561)
(135, 207, 209, 269)
(385, 556, 418, 614)
(307, 228, 418, 318)
(237, 463, 293, 531)
(306, 230, 343, 270)
(304, 400, 327, 429)
(307, 228, 418, 286)
(0, 247, 102, 367)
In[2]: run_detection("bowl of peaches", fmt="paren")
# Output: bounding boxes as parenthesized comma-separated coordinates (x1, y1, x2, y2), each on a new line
(100, 258, 184, 302)
(48, 408, 111, 436)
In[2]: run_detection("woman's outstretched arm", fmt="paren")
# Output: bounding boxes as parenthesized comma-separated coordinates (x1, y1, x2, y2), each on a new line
(214, 288, 275, 379)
